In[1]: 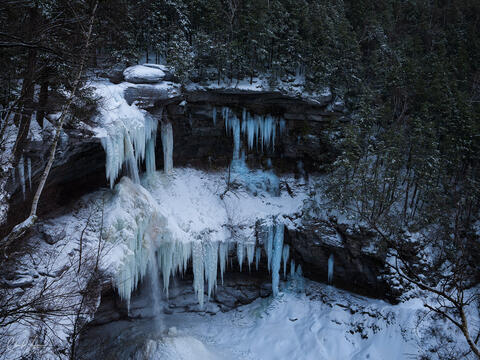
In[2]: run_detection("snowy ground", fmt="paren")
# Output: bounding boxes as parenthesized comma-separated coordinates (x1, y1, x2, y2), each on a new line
(78, 279, 437, 360)
(3, 167, 477, 360)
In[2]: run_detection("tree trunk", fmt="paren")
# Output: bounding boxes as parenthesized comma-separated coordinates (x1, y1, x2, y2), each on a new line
(36, 69, 49, 128)
(2, 1, 99, 248)
(11, 6, 39, 167)
(30, 0, 99, 219)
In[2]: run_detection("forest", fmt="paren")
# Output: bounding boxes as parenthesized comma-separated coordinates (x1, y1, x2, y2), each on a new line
(1, 1, 480, 359)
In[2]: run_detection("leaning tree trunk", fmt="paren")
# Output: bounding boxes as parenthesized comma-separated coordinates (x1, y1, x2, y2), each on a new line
(29, 0, 99, 219)
(3, 1, 99, 247)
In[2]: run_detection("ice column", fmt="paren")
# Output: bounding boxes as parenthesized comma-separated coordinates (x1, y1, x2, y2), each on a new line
(246, 243, 255, 271)
(223, 107, 241, 160)
(271, 223, 284, 296)
(124, 132, 141, 184)
(149, 251, 163, 330)
(144, 114, 158, 176)
(255, 247, 261, 271)
(219, 242, 228, 285)
(282, 244, 290, 278)
(204, 241, 219, 299)
(192, 242, 205, 308)
(212, 107, 217, 126)
(328, 254, 334, 284)
(145, 137, 156, 176)
(265, 226, 274, 272)
(161, 121, 173, 174)
(237, 242, 244, 271)
(18, 155, 25, 199)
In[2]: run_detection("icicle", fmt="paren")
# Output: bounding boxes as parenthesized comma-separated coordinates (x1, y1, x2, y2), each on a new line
(223, 107, 240, 160)
(212, 106, 217, 126)
(279, 118, 286, 134)
(271, 223, 284, 297)
(124, 132, 140, 184)
(158, 242, 174, 297)
(161, 121, 173, 174)
(296, 264, 303, 276)
(255, 247, 261, 271)
(290, 259, 295, 278)
(223, 107, 230, 134)
(296, 264, 305, 292)
(18, 155, 25, 200)
(237, 242, 244, 271)
(233, 117, 240, 160)
(328, 254, 334, 284)
(192, 242, 205, 308)
(145, 137, 156, 176)
(265, 226, 274, 272)
(149, 250, 162, 329)
(219, 242, 228, 285)
(204, 241, 219, 299)
(113, 217, 152, 309)
(282, 244, 290, 278)
(246, 243, 255, 271)
(27, 157, 31, 191)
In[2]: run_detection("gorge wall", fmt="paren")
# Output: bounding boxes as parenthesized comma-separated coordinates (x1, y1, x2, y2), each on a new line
(2, 68, 391, 302)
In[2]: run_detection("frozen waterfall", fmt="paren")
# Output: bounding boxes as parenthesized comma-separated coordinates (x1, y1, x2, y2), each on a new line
(161, 121, 173, 174)
(107, 182, 292, 309)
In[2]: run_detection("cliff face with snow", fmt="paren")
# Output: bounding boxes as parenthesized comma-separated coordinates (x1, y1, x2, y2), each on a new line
(4, 64, 474, 360)
(3, 64, 388, 301)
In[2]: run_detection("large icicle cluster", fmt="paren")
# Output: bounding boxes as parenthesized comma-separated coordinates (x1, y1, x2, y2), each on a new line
(161, 121, 173, 173)
(222, 107, 286, 152)
(106, 180, 293, 309)
(221, 107, 284, 196)
(94, 82, 159, 188)
(262, 222, 288, 296)
(105, 177, 165, 305)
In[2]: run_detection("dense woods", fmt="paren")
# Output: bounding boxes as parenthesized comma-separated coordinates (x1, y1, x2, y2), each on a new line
(1, 0, 480, 358)
(3, 0, 478, 235)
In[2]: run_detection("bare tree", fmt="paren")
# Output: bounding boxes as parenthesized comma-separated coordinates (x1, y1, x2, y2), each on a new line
(2, 0, 99, 248)
(0, 197, 108, 359)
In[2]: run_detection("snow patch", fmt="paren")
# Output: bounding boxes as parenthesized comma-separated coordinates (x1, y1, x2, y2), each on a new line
(124, 64, 166, 84)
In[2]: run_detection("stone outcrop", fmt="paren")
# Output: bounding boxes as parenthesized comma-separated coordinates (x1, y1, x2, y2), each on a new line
(285, 219, 391, 300)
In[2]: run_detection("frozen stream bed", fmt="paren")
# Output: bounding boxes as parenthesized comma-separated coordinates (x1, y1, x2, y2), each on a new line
(77, 279, 425, 360)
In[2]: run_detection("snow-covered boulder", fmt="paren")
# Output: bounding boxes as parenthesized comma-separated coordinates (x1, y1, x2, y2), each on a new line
(123, 64, 166, 84)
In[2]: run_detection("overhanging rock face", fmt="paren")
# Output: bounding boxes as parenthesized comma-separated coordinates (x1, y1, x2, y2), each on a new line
(3, 72, 393, 301)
